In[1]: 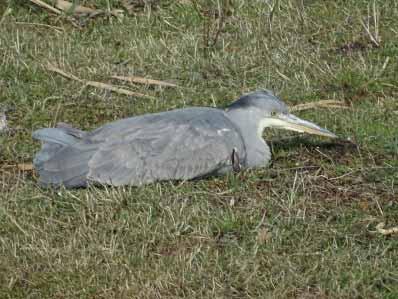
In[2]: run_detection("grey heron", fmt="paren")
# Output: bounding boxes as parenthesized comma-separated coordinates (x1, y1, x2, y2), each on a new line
(32, 90, 336, 188)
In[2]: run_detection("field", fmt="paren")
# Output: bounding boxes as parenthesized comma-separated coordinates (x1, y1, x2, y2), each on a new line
(1, 1, 398, 298)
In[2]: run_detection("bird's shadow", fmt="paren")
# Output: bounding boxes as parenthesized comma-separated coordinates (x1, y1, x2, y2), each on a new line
(268, 135, 357, 151)
(267, 136, 358, 165)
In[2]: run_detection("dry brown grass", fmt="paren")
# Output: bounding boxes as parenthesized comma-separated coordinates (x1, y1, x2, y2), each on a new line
(1, 0, 398, 298)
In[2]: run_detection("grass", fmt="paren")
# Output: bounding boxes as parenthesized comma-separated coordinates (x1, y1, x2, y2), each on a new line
(1, 0, 398, 298)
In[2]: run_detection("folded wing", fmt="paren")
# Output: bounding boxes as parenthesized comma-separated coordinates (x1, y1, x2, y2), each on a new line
(87, 109, 244, 186)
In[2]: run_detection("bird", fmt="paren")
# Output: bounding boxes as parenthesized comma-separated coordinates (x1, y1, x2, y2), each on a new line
(32, 90, 337, 188)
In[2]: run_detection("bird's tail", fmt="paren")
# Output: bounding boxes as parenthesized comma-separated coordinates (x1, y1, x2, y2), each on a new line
(32, 123, 95, 188)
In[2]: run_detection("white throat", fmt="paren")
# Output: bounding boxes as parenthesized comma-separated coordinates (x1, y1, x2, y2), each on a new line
(257, 118, 282, 139)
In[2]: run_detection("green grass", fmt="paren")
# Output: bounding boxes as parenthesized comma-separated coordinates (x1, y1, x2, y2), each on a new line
(1, 0, 398, 298)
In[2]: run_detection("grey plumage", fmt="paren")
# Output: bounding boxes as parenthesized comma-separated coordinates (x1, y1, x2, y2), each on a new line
(33, 90, 336, 188)
(33, 107, 245, 187)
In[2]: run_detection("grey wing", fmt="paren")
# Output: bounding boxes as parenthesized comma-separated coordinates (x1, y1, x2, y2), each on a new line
(87, 117, 243, 186)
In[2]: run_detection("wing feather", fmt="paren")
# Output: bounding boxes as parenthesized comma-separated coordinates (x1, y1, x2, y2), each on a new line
(87, 109, 244, 186)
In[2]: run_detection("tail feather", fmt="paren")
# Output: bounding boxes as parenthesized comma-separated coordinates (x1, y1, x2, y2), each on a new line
(32, 124, 95, 188)
(32, 127, 80, 146)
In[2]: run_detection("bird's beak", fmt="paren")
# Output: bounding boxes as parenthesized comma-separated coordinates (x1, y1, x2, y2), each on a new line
(269, 113, 337, 138)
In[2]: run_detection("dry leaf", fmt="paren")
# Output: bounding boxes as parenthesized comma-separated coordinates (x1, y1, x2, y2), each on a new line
(112, 75, 177, 88)
(256, 228, 271, 244)
(359, 201, 369, 211)
(18, 163, 34, 171)
(376, 222, 398, 236)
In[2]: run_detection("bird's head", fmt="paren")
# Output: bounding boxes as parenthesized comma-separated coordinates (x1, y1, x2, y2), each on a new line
(226, 90, 337, 138)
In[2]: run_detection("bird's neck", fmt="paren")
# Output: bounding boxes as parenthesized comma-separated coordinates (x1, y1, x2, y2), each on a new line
(225, 109, 271, 168)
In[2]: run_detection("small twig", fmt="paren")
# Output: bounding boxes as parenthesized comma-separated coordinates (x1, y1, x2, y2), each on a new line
(28, 0, 82, 28)
(29, 0, 123, 21)
(29, 0, 62, 14)
(360, 19, 380, 47)
(85, 81, 149, 97)
(290, 100, 349, 112)
(15, 22, 64, 33)
(359, 0, 381, 47)
(46, 63, 151, 98)
(193, 0, 229, 55)
(111, 75, 177, 88)
(55, 0, 95, 14)
(56, 0, 123, 19)
(46, 63, 82, 82)
(210, 1, 226, 48)
(275, 69, 290, 81)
